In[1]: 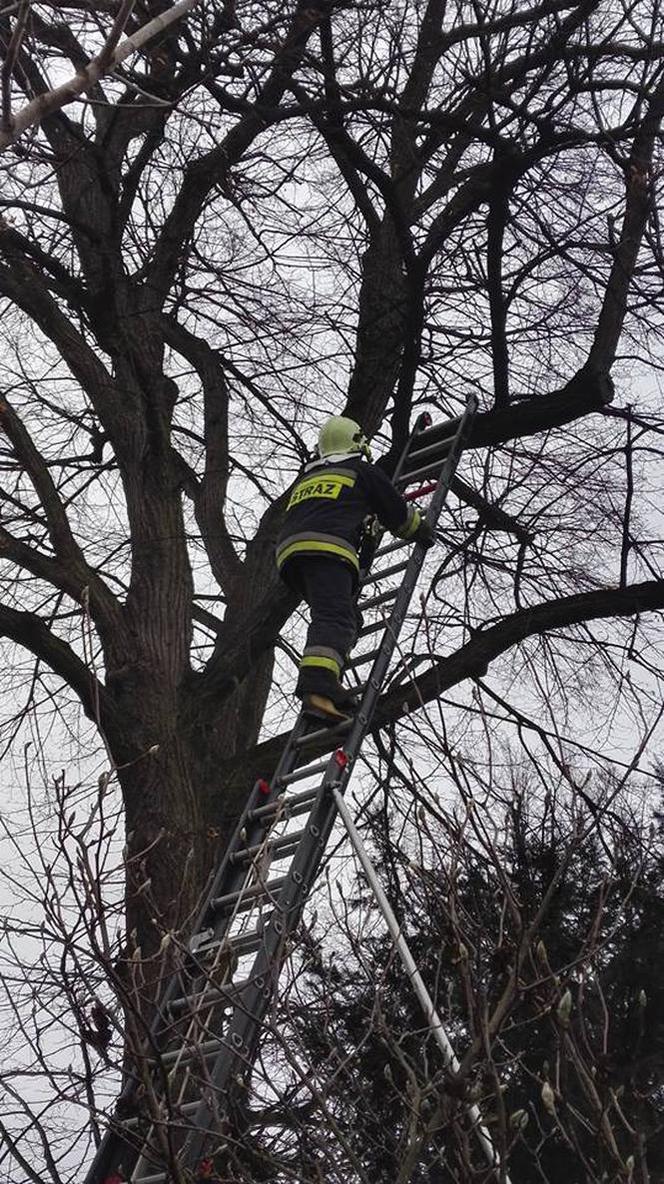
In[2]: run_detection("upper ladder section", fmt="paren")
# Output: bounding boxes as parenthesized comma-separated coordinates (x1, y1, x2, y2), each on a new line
(86, 396, 478, 1184)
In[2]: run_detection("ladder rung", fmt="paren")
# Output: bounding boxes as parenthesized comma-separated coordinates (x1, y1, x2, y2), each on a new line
(403, 435, 453, 468)
(358, 618, 390, 638)
(397, 459, 443, 486)
(293, 718, 352, 748)
(358, 587, 398, 611)
(373, 538, 408, 559)
(230, 827, 306, 865)
(133, 1175, 168, 1184)
(159, 1036, 224, 1070)
(212, 874, 288, 913)
(121, 1098, 200, 1130)
(345, 646, 381, 669)
(277, 759, 329, 787)
(362, 559, 409, 584)
(193, 925, 266, 960)
(167, 976, 252, 1015)
(248, 786, 318, 822)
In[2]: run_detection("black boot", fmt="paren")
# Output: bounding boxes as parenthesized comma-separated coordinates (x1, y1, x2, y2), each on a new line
(296, 669, 355, 725)
(301, 693, 352, 724)
(329, 682, 358, 712)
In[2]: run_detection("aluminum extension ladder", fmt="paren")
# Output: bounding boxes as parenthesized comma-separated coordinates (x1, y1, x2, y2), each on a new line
(86, 395, 482, 1184)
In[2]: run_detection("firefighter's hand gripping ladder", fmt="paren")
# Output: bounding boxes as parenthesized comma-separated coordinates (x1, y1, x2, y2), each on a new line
(86, 394, 511, 1184)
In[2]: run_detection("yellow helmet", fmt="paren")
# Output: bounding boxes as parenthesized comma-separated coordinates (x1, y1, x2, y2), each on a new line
(318, 416, 371, 460)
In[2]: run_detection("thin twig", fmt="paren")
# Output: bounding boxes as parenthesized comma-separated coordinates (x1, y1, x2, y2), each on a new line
(1, 0, 30, 134)
(620, 404, 634, 588)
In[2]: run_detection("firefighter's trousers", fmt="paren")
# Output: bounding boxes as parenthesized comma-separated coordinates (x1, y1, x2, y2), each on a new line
(284, 556, 360, 697)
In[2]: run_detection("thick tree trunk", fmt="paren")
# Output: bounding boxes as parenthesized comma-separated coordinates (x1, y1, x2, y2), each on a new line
(347, 216, 411, 433)
(105, 645, 274, 971)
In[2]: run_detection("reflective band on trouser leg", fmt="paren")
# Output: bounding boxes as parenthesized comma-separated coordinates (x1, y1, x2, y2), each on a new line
(300, 650, 342, 677)
(300, 657, 341, 676)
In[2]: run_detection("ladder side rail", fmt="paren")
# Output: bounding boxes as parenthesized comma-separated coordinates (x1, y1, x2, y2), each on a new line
(331, 785, 510, 1184)
(349, 395, 477, 746)
(357, 411, 432, 578)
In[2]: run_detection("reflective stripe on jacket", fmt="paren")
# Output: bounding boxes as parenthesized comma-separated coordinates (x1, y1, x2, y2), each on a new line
(276, 456, 420, 576)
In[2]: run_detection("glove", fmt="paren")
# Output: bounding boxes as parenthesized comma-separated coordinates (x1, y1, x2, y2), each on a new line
(414, 519, 435, 549)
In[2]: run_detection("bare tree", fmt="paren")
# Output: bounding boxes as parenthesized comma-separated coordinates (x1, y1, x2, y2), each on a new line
(0, 0, 663, 1178)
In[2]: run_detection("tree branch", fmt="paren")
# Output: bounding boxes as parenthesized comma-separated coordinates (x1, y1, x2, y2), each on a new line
(486, 162, 512, 409)
(0, 230, 129, 453)
(1, 394, 87, 560)
(226, 579, 664, 787)
(305, 19, 380, 234)
(0, 0, 202, 150)
(147, 0, 336, 301)
(163, 318, 242, 595)
(0, 396, 125, 644)
(450, 476, 533, 544)
(391, 0, 445, 198)
(0, 0, 29, 135)
(0, 602, 113, 725)
(589, 73, 664, 371)
(378, 579, 664, 725)
(464, 366, 615, 450)
(382, 364, 613, 477)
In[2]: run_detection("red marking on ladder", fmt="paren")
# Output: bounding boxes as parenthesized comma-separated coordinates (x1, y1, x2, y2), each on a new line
(404, 481, 438, 501)
(257, 779, 271, 795)
(334, 749, 349, 769)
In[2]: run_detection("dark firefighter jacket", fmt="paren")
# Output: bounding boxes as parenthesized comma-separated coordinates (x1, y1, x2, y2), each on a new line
(276, 454, 421, 581)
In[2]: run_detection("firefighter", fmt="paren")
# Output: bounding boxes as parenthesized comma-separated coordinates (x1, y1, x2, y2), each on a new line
(276, 415, 434, 722)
